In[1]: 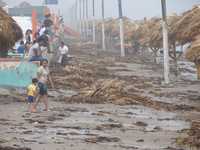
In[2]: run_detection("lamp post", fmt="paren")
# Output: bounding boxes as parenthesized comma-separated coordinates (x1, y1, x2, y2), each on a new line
(79, 0, 82, 38)
(85, 0, 89, 40)
(101, 0, 106, 50)
(118, 0, 125, 57)
(75, 0, 78, 31)
(92, 0, 96, 43)
(161, 0, 170, 84)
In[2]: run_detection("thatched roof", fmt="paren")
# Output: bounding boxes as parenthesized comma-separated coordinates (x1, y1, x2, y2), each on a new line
(132, 17, 162, 49)
(176, 6, 200, 63)
(96, 17, 139, 40)
(167, 14, 181, 43)
(185, 36, 200, 63)
(131, 14, 182, 49)
(172, 6, 200, 44)
(0, 7, 23, 50)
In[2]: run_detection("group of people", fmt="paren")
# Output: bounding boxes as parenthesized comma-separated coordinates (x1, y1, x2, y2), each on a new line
(16, 26, 69, 66)
(21, 24, 69, 112)
(16, 26, 50, 62)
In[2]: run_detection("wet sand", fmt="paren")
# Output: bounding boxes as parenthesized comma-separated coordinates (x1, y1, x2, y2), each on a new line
(0, 52, 200, 150)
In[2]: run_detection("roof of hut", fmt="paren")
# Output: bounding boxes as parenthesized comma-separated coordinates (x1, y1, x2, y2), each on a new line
(96, 17, 139, 42)
(172, 6, 200, 44)
(0, 7, 23, 50)
(133, 17, 162, 49)
(185, 36, 200, 63)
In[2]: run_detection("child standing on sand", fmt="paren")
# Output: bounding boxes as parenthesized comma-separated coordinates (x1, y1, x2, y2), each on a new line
(27, 78, 38, 112)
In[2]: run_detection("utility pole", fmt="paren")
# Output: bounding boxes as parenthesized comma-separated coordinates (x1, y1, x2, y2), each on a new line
(92, 0, 96, 43)
(161, 0, 170, 84)
(101, 0, 106, 50)
(72, 6, 75, 30)
(75, 0, 78, 31)
(85, 0, 89, 41)
(70, 7, 73, 28)
(82, 0, 86, 40)
(79, 0, 82, 38)
(118, 0, 125, 57)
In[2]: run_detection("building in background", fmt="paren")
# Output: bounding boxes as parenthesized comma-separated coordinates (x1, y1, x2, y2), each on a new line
(8, 1, 47, 22)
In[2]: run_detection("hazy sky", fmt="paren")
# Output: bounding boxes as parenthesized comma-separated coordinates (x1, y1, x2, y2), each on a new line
(5, 0, 200, 21)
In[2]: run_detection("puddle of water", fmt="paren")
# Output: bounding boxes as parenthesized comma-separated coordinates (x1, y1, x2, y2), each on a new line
(105, 105, 190, 132)
(145, 120, 190, 131)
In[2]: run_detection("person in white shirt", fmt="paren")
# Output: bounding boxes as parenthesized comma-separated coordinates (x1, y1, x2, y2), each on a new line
(28, 41, 40, 59)
(58, 41, 69, 64)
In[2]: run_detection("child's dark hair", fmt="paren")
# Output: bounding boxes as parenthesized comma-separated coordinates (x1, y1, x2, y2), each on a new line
(32, 78, 38, 83)
(40, 59, 48, 66)
(20, 40, 24, 45)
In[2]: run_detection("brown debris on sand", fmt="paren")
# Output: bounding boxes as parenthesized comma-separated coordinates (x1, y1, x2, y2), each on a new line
(68, 79, 135, 104)
(181, 121, 200, 148)
(0, 146, 31, 150)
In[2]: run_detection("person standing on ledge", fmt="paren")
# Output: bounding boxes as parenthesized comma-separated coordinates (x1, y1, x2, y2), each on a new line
(58, 41, 69, 66)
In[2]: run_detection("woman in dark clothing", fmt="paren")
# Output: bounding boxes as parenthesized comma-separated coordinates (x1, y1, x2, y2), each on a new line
(25, 29, 32, 44)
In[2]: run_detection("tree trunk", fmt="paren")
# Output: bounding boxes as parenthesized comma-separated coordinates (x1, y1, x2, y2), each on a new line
(174, 58, 178, 77)
(151, 48, 159, 64)
(173, 42, 178, 77)
(153, 51, 157, 64)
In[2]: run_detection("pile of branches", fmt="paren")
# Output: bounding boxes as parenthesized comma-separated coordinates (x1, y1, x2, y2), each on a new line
(0, 146, 31, 150)
(68, 79, 139, 104)
(53, 65, 95, 89)
(52, 58, 112, 89)
(180, 121, 200, 148)
(67, 79, 185, 111)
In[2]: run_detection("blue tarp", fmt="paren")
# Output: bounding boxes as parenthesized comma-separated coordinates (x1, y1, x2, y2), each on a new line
(0, 62, 38, 88)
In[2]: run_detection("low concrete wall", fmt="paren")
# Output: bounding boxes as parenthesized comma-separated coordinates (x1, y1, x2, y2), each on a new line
(0, 58, 20, 70)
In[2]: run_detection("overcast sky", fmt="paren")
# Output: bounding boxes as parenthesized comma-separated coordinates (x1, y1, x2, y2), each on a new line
(5, 0, 200, 22)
